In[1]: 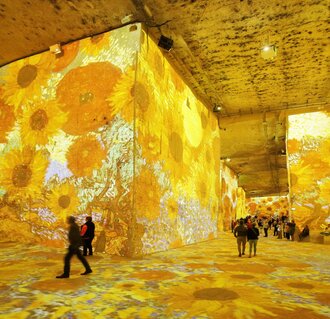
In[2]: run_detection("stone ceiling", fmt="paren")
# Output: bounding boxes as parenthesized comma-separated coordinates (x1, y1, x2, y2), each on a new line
(0, 0, 329, 197)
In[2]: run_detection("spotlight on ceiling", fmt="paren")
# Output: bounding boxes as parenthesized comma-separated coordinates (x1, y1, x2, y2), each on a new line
(260, 44, 277, 60)
(49, 44, 62, 55)
(158, 35, 173, 51)
(213, 104, 222, 113)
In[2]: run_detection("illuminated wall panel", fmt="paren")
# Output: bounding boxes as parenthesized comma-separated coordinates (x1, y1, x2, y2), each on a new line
(236, 187, 246, 220)
(132, 31, 221, 255)
(246, 196, 289, 218)
(220, 162, 239, 230)
(287, 111, 330, 230)
(0, 24, 221, 256)
(0, 25, 140, 255)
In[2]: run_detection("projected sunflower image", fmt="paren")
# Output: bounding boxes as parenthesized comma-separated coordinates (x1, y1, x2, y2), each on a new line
(0, 26, 139, 254)
(288, 112, 330, 230)
(0, 24, 220, 257)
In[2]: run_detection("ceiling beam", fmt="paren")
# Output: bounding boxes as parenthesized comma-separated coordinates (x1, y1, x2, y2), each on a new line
(219, 101, 329, 118)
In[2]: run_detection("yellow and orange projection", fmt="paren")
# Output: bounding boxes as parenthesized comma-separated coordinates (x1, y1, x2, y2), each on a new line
(246, 196, 289, 219)
(0, 24, 221, 256)
(220, 162, 242, 230)
(287, 111, 330, 230)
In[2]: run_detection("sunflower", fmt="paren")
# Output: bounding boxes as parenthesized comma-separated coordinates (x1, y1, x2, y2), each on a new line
(182, 95, 203, 148)
(187, 155, 217, 208)
(287, 138, 301, 153)
(66, 136, 106, 177)
(247, 201, 257, 213)
(163, 132, 189, 181)
(47, 181, 80, 223)
(159, 278, 274, 319)
(52, 41, 79, 72)
(20, 100, 67, 146)
(137, 130, 161, 162)
(107, 67, 135, 123)
(0, 147, 48, 199)
(290, 161, 316, 191)
(80, 33, 111, 56)
(272, 277, 330, 307)
(2, 53, 54, 111)
(134, 167, 163, 220)
(56, 62, 122, 135)
(161, 106, 190, 184)
(273, 200, 281, 209)
(0, 88, 16, 143)
(300, 150, 330, 178)
(140, 35, 166, 83)
(139, 34, 176, 103)
(134, 68, 161, 136)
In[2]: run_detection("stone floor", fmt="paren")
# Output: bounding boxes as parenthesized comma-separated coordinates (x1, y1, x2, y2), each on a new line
(0, 232, 329, 319)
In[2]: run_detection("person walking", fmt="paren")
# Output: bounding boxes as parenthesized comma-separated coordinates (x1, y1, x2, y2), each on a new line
(277, 222, 283, 239)
(234, 219, 248, 257)
(247, 222, 259, 257)
(263, 219, 269, 237)
(299, 225, 310, 241)
(56, 216, 92, 278)
(81, 216, 95, 256)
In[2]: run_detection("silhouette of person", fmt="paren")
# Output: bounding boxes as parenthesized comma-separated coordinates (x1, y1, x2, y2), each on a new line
(247, 222, 259, 257)
(81, 216, 95, 256)
(234, 219, 248, 257)
(56, 216, 92, 278)
(299, 225, 310, 241)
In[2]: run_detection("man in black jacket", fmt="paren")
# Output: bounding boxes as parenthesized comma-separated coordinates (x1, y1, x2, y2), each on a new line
(56, 216, 92, 278)
(234, 219, 248, 257)
(247, 223, 260, 257)
(81, 216, 95, 256)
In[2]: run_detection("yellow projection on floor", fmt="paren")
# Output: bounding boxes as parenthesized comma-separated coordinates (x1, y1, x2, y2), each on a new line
(0, 233, 329, 319)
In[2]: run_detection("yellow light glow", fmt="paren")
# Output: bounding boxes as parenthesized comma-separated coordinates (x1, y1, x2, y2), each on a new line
(288, 112, 330, 140)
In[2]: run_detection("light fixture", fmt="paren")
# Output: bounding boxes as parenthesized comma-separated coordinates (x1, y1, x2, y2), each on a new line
(158, 35, 173, 51)
(213, 104, 222, 113)
(260, 44, 277, 60)
(49, 44, 62, 55)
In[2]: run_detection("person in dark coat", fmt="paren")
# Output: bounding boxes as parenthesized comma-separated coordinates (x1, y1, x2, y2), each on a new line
(299, 225, 310, 241)
(56, 216, 92, 278)
(80, 216, 95, 256)
(247, 222, 259, 257)
(234, 219, 248, 257)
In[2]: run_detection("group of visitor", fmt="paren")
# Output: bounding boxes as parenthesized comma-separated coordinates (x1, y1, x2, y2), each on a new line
(232, 215, 311, 257)
(233, 218, 259, 258)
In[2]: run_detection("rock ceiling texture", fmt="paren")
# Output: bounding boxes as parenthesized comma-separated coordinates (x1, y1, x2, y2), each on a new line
(0, 0, 329, 197)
